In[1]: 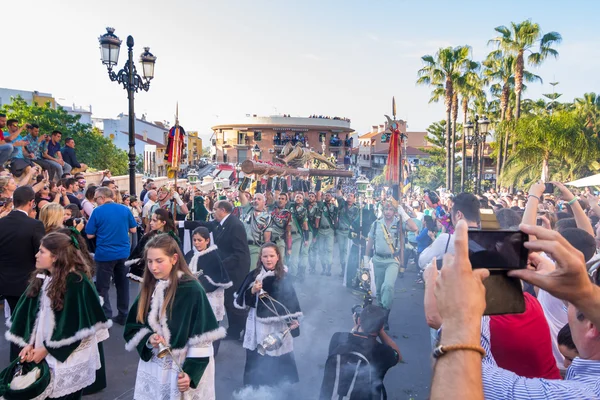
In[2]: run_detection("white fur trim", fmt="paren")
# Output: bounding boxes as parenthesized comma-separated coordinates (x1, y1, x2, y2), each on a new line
(125, 258, 141, 267)
(256, 311, 303, 323)
(186, 326, 227, 348)
(147, 279, 172, 346)
(189, 244, 219, 274)
(126, 273, 144, 283)
(204, 275, 233, 289)
(233, 291, 247, 310)
(4, 330, 29, 348)
(45, 320, 113, 348)
(98, 296, 104, 306)
(125, 327, 152, 352)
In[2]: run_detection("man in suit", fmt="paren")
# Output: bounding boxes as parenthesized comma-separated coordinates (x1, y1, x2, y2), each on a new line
(191, 199, 251, 340)
(0, 185, 45, 361)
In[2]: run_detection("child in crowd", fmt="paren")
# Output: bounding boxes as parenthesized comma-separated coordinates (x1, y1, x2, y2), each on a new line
(234, 242, 302, 387)
(6, 232, 111, 400)
(185, 226, 232, 356)
(124, 234, 224, 400)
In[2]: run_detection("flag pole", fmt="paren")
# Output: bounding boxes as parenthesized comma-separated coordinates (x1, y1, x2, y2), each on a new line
(173, 102, 179, 225)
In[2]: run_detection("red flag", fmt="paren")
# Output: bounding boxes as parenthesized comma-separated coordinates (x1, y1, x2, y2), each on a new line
(386, 121, 401, 184)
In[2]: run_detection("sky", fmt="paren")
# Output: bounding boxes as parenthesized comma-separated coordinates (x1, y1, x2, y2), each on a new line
(3, 0, 600, 143)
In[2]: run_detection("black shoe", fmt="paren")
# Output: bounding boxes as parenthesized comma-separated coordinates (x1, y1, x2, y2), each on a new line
(112, 315, 127, 326)
(383, 309, 390, 331)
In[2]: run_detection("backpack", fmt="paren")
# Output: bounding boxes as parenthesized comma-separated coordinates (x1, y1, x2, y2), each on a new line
(320, 346, 381, 400)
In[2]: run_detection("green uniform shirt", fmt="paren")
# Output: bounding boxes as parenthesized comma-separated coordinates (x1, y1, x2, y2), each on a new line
(368, 217, 402, 256)
(336, 195, 359, 231)
(318, 201, 338, 230)
(240, 204, 273, 243)
(307, 201, 321, 234)
(288, 203, 308, 234)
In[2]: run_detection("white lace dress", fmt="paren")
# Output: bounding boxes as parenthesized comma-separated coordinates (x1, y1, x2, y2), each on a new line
(133, 280, 216, 400)
(34, 277, 107, 398)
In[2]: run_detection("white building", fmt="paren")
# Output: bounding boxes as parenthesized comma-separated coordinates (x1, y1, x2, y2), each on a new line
(0, 87, 55, 108)
(93, 114, 169, 176)
(59, 103, 93, 125)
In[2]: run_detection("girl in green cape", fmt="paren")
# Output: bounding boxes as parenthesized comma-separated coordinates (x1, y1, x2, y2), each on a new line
(5, 232, 111, 400)
(124, 234, 225, 400)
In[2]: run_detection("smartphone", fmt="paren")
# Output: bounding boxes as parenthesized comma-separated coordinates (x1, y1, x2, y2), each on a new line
(544, 183, 554, 194)
(468, 230, 529, 315)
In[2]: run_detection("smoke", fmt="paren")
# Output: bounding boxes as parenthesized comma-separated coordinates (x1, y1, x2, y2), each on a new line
(232, 382, 297, 400)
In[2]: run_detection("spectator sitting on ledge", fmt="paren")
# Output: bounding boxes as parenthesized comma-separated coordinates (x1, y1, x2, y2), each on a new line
(61, 137, 87, 173)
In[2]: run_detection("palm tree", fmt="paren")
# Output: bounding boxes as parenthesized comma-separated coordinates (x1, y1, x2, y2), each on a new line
(488, 20, 561, 120)
(503, 111, 600, 184)
(575, 92, 600, 132)
(417, 45, 472, 189)
(483, 50, 542, 186)
(456, 65, 483, 191)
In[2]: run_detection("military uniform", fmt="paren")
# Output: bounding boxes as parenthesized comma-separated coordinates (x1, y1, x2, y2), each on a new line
(336, 195, 359, 277)
(316, 200, 338, 275)
(288, 202, 309, 278)
(306, 200, 320, 274)
(368, 216, 403, 311)
(270, 205, 291, 261)
(240, 204, 273, 270)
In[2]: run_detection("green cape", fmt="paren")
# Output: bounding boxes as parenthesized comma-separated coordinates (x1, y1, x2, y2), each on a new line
(123, 274, 225, 388)
(5, 273, 111, 363)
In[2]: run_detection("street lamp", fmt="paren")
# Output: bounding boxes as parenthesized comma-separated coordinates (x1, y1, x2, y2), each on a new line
(98, 27, 156, 196)
(477, 116, 490, 193)
(462, 121, 474, 192)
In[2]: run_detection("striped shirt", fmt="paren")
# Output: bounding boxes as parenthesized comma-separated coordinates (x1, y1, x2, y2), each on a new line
(481, 316, 600, 399)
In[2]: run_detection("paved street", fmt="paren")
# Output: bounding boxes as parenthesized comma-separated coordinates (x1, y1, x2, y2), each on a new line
(0, 264, 432, 399)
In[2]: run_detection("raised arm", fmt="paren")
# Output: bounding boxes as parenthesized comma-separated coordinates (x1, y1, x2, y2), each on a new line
(553, 181, 594, 236)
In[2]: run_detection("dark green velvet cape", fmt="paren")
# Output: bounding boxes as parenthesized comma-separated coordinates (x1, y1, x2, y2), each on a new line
(5, 273, 111, 363)
(123, 275, 226, 388)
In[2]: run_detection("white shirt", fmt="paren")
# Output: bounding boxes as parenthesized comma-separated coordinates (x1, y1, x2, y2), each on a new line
(418, 232, 454, 269)
(220, 213, 230, 226)
(142, 199, 156, 218)
(537, 288, 567, 370)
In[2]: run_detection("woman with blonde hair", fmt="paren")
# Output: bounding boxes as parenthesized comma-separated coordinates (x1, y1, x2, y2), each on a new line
(0, 176, 17, 198)
(39, 202, 65, 233)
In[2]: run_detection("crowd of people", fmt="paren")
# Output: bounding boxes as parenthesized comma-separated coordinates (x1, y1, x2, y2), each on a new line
(309, 115, 351, 123)
(2, 133, 600, 398)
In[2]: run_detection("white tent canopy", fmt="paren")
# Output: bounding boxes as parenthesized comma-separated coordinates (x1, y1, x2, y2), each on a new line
(566, 173, 600, 187)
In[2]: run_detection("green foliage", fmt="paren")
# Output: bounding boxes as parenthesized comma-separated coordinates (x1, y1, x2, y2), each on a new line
(202, 146, 212, 157)
(1, 96, 128, 175)
(502, 111, 600, 186)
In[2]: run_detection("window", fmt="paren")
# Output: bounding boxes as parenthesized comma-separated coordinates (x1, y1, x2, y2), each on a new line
(254, 131, 262, 141)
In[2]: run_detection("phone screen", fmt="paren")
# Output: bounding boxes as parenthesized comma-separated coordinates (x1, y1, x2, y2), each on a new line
(544, 183, 554, 193)
(468, 230, 529, 270)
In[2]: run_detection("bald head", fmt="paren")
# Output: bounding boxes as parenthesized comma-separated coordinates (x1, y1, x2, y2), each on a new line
(147, 189, 157, 201)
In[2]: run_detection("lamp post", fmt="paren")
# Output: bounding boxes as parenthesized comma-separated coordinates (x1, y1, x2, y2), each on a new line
(477, 116, 490, 193)
(98, 27, 156, 196)
(463, 115, 490, 194)
(462, 120, 474, 192)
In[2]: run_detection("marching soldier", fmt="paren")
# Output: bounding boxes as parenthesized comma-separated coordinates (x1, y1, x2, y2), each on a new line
(316, 191, 338, 276)
(335, 188, 359, 278)
(306, 191, 321, 274)
(239, 191, 273, 269)
(270, 192, 293, 261)
(365, 200, 417, 329)
(288, 192, 310, 281)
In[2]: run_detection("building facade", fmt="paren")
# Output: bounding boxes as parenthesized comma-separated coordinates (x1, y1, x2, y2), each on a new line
(0, 87, 55, 108)
(211, 115, 354, 165)
(186, 131, 203, 167)
(355, 121, 434, 178)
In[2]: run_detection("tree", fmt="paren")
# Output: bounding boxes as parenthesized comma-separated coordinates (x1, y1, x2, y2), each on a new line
(575, 92, 600, 133)
(0, 96, 129, 175)
(202, 146, 212, 157)
(483, 50, 542, 184)
(417, 45, 472, 190)
(456, 61, 483, 191)
(488, 20, 561, 120)
(502, 111, 600, 185)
